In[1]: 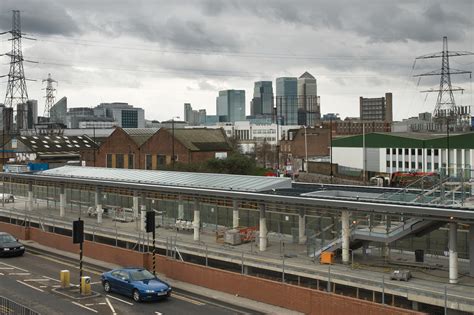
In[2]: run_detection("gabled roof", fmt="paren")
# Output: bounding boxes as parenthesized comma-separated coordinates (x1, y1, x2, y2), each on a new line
(19, 135, 98, 154)
(122, 128, 160, 147)
(173, 128, 232, 151)
(299, 71, 315, 79)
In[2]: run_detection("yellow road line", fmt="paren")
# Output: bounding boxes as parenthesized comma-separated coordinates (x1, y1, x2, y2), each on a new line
(173, 293, 205, 306)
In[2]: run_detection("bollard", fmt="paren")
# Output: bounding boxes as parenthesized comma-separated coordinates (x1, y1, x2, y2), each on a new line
(60, 270, 70, 288)
(81, 276, 91, 295)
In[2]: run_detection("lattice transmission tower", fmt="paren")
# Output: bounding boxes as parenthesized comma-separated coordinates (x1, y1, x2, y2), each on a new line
(42, 73, 57, 117)
(414, 36, 473, 122)
(0, 10, 36, 132)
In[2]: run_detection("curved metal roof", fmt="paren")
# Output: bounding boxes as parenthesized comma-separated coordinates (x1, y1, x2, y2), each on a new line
(37, 166, 292, 192)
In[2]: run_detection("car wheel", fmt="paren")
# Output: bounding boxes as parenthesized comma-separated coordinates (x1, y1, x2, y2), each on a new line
(103, 281, 111, 293)
(132, 289, 141, 302)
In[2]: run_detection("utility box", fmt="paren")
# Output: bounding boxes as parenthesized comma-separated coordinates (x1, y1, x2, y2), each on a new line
(81, 276, 91, 295)
(390, 269, 412, 281)
(224, 229, 241, 245)
(60, 270, 70, 288)
(320, 251, 334, 264)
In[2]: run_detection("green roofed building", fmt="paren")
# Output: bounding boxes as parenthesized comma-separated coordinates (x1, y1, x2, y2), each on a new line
(331, 132, 474, 175)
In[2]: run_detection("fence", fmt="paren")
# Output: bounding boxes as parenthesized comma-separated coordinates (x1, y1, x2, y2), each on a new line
(0, 296, 40, 315)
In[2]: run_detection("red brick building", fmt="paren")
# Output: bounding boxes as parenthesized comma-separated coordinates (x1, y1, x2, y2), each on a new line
(279, 127, 330, 173)
(93, 127, 232, 169)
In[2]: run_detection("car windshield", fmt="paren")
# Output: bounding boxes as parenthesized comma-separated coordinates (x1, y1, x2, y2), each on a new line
(130, 269, 155, 281)
(0, 234, 16, 243)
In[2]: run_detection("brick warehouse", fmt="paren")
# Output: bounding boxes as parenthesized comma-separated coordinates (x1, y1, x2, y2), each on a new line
(91, 127, 233, 169)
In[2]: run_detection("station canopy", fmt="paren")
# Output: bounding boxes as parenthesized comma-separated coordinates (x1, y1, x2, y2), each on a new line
(38, 166, 292, 192)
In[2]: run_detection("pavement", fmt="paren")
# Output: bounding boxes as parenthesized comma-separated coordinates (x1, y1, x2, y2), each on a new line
(0, 242, 302, 315)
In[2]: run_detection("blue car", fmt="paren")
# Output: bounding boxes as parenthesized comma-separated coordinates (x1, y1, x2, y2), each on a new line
(101, 268, 172, 302)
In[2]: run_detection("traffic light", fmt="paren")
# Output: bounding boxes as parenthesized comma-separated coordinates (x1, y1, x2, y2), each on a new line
(73, 219, 84, 244)
(145, 211, 155, 233)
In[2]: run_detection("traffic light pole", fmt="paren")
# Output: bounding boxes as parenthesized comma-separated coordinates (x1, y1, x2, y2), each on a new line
(79, 241, 83, 293)
(152, 228, 156, 276)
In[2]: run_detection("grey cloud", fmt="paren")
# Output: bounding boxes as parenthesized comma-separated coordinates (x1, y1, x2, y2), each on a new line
(0, 0, 80, 36)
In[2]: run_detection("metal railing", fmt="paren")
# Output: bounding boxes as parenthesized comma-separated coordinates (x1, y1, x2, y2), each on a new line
(0, 296, 40, 315)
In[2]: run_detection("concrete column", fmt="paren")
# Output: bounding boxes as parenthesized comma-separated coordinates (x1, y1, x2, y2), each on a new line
(259, 204, 267, 251)
(232, 200, 239, 228)
(178, 195, 184, 220)
(140, 205, 146, 232)
(469, 225, 474, 277)
(59, 186, 65, 217)
(132, 193, 139, 220)
(341, 210, 350, 264)
(193, 200, 200, 241)
(298, 210, 306, 244)
(95, 188, 103, 224)
(449, 222, 458, 284)
(27, 183, 33, 211)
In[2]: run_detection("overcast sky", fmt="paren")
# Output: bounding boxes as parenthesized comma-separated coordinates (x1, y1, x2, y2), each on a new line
(0, 0, 472, 121)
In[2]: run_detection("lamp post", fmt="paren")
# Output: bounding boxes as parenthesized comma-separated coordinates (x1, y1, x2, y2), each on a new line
(304, 126, 308, 173)
(329, 118, 333, 178)
(171, 116, 180, 170)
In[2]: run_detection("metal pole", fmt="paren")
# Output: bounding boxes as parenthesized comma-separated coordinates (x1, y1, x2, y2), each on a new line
(152, 227, 156, 276)
(282, 255, 285, 283)
(327, 264, 331, 292)
(93, 126, 96, 167)
(172, 118, 175, 170)
(382, 275, 385, 304)
(79, 241, 83, 294)
(444, 285, 447, 315)
(330, 118, 333, 178)
(363, 122, 366, 184)
(304, 126, 308, 172)
(447, 117, 450, 177)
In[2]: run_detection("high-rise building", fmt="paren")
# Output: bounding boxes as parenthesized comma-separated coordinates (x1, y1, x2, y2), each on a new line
(297, 72, 320, 126)
(94, 102, 145, 128)
(183, 103, 207, 125)
(251, 81, 273, 116)
(216, 90, 246, 122)
(184, 103, 192, 123)
(275, 77, 298, 125)
(50, 97, 67, 126)
(359, 92, 393, 122)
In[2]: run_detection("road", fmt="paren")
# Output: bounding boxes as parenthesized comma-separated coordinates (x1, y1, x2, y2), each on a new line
(0, 250, 262, 315)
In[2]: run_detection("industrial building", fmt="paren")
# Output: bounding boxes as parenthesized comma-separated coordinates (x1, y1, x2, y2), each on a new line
(332, 132, 474, 175)
(359, 92, 393, 123)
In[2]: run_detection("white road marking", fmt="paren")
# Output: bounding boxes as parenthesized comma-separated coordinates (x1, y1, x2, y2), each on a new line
(23, 278, 50, 282)
(52, 285, 61, 288)
(90, 281, 102, 285)
(0, 267, 14, 270)
(40, 286, 48, 288)
(16, 280, 44, 292)
(98, 303, 107, 305)
(0, 272, 4, 276)
(71, 301, 98, 313)
(105, 297, 116, 315)
(42, 276, 60, 282)
(9, 273, 31, 276)
(155, 312, 163, 315)
(106, 294, 134, 306)
(0, 262, 28, 272)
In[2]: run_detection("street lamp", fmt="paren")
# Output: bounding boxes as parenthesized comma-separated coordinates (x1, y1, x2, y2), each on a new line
(303, 126, 308, 172)
(171, 116, 180, 170)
